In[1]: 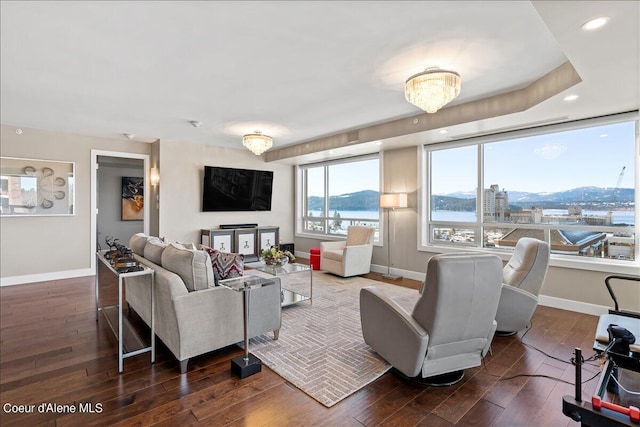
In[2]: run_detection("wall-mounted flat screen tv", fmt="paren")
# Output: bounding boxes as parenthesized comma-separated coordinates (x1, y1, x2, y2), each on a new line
(202, 166, 273, 211)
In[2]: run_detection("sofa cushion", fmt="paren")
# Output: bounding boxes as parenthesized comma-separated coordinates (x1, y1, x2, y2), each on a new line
(161, 243, 214, 292)
(144, 238, 168, 265)
(176, 242, 197, 250)
(129, 233, 150, 256)
(199, 244, 244, 285)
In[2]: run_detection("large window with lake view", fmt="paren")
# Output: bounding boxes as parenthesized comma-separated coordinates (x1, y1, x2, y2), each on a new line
(423, 116, 638, 267)
(300, 155, 380, 240)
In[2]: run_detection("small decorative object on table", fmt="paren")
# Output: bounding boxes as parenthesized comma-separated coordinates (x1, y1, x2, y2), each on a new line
(261, 245, 295, 266)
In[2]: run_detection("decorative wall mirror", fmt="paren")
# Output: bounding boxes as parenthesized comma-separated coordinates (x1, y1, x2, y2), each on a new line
(0, 157, 75, 217)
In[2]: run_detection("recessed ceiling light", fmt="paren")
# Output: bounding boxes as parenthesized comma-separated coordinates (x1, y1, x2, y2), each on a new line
(15, 129, 22, 135)
(582, 16, 610, 31)
(123, 133, 135, 140)
(189, 120, 202, 128)
(439, 129, 448, 134)
(600, 133, 608, 137)
(563, 95, 579, 102)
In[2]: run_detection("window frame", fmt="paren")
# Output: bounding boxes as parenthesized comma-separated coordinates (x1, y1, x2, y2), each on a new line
(418, 112, 640, 275)
(296, 154, 382, 244)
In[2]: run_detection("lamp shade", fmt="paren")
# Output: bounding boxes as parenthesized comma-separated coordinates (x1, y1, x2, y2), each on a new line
(150, 167, 159, 186)
(379, 193, 407, 209)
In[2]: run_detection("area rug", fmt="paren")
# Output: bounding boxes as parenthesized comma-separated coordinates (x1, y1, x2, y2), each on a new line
(243, 270, 418, 407)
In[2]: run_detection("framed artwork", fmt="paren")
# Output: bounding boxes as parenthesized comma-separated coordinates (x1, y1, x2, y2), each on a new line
(257, 227, 279, 252)
(210, 230, 234, 253)
(0, 156, 75, 217)
(235, 229, 257, 261)
(121, 177, 144, 221)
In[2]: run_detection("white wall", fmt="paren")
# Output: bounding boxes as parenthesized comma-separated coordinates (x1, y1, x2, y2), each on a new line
(158, 140, 294, 247)
(0, 124, 150, 284)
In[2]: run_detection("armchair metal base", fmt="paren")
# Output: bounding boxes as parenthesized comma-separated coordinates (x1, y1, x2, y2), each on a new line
(393, 368, 465, 387)
(495, 330, 518, 337)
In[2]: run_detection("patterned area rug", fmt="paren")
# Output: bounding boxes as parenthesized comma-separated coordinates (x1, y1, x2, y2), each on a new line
(244, 270, 418, 407)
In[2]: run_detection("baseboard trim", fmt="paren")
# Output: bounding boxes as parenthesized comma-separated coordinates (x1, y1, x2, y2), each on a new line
(538, 295, 609, 316)
(369, 264, 426, 282)
(0, 268, 94, 287)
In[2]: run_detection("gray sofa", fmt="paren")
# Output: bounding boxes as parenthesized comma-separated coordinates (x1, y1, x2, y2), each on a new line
(124, 233, 282, 373)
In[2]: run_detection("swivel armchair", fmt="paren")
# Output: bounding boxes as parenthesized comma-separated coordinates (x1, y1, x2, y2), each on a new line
(320, 225, 375, 277)
(495, 237, 550, 335)
(360, 253, 503, 385)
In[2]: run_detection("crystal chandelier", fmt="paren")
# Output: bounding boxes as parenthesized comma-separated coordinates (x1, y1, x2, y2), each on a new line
(242, 131, 273, 155)
(404, 68, 461, 113)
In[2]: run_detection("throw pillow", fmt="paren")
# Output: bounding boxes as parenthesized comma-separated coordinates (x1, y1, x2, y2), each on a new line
(144, 238, 168, 265)
(129, 233, 150, 256)
(198, 244, 244, 285)
(161, 243, 214, 292)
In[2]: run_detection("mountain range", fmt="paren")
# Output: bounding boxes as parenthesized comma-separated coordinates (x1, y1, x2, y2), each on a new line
(308, 187, 634, 212)
(438, 186, 634, 211)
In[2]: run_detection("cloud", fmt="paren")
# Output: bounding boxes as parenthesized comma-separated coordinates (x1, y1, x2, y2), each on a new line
(534, 143, 567, 160)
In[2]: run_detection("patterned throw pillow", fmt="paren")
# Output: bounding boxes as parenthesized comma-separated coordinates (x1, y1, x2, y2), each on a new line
(198, 244, 244, 284)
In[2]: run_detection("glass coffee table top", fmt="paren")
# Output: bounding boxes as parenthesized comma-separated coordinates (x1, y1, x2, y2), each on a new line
(251, 262, 311, 275)
(248, 262, 312, 307)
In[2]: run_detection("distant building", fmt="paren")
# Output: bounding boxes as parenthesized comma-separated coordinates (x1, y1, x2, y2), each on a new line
(484, 184, 508, 222)
(509, 206, 543, 223)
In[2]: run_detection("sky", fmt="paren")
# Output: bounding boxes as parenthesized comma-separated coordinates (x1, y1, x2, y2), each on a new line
(307, 159, 379, 197)
(432, 120, 636, 195)
(305, 121, 636, 198)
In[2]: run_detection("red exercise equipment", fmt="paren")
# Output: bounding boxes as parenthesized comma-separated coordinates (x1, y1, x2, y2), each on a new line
(592, 396, 640, 423)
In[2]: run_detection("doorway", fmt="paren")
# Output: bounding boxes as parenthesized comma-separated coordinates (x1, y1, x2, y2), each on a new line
(91, 150, 149, 274)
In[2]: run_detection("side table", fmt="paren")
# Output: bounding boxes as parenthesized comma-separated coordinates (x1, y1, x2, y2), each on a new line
(218, 275, 277, 378)
(95, 251, 155, 373)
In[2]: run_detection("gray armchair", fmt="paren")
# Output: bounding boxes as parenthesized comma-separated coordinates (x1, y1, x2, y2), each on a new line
(495, 237, 550, 335)
(320, 225, 375, 277)
(360, 253, 503, 385)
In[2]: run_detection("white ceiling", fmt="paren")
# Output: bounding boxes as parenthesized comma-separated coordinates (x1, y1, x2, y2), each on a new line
(1, 1, 638, 163)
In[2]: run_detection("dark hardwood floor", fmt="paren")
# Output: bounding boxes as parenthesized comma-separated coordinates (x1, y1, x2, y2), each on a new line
(1, 262, 637, 426)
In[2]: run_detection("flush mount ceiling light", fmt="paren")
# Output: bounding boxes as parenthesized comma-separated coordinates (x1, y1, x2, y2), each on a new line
(582, 16, 610, 31)
(242, 131, 273, 155)
(405, 67, 461, 113)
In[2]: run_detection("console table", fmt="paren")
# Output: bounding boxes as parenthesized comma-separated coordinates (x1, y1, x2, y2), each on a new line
(95, 251, 155, 373)
(201, 226, 279, 262)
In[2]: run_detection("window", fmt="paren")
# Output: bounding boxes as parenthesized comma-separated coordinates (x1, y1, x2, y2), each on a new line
(299, 155, 380, 241)
(422, 115, 638, 271)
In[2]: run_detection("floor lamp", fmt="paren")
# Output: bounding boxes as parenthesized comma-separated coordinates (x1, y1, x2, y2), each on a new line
(379, 193, 407, 280)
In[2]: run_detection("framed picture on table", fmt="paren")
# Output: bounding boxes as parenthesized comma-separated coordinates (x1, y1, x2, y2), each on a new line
(257, 227, 279, 252)
(210, 230, 234, 253)
(234, 229, 258, 262)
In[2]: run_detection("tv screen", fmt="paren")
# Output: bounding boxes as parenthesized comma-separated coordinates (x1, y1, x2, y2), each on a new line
(202, 166, 273, 211)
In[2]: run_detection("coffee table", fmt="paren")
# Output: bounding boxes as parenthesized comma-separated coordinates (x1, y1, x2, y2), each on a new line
(251, 262, 312, 306)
